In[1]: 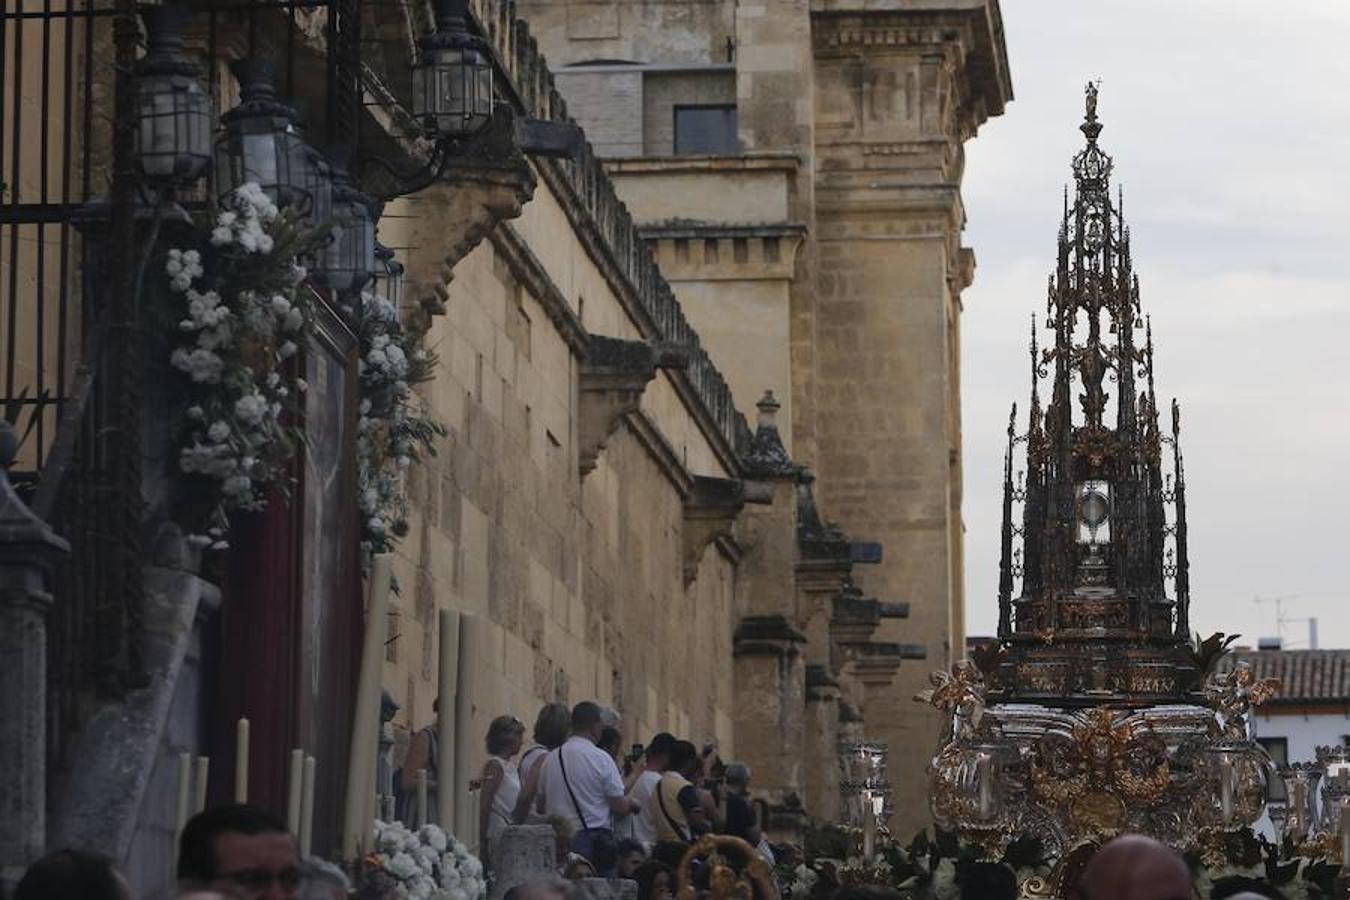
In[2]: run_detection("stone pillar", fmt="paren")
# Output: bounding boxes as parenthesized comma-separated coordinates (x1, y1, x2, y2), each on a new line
(488, 825, 555, 900)
(732, 615, 806, 841)
(0, 421, 70, 888)
(808, 4, 1011, 836)
(803, 665, 841, 822)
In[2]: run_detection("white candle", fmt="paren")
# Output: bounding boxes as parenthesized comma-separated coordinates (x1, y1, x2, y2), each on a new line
(1340, 800, 1350, 871)
(416, 768, 428, 828)
(1219, 756, 1234, 824)
(300, 755, 316, 857)
(977, 753, 993, 821)
(438, 610, 461, 829)
(234, 718, 250, 804)
(287, 749, 304, 835)
(1294, 780, 1309, 839)
(454, 613, 481, 843)
(862, 795, 876, 860)
(343, 554, 392, 862)
(194, 757, 210, 813)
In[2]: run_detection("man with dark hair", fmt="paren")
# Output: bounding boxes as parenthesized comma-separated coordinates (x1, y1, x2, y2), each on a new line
(178, 803, 301, 899)
(629, 733, 677, 847)
(541, 701, 639, 872)
(14, 849, 132, 900)
(652, 740, 709, 843)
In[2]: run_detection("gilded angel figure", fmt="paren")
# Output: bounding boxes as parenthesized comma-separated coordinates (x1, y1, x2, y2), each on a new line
(915, 659, 986, 743)
(1204, 661, 1280, 740)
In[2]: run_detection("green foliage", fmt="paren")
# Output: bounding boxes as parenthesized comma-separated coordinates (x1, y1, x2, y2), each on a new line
(1188, 631, 1242, 676)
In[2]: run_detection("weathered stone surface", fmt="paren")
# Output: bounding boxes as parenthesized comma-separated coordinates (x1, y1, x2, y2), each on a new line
(579, 877, 639, 900)
(50, 564, 217, 863)
(488, 825, 555, 900)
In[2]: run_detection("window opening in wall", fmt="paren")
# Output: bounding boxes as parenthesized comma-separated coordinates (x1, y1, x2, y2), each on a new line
(1257, 737, 1288, 800)
(704, 239, 719, 264)
(475, 352, 484, 399)
(675, 238, 690, 263)
(764, 237, 781, 263)
(674, 104, 738, 155)
(733, 237, 748, 264)
(578, 295, 586, 325)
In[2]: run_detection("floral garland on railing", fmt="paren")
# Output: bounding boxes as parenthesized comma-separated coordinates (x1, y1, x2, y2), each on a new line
(164, 183, 326, 548)
(160, 183, 443, 556)
(355, 290, 444, 559)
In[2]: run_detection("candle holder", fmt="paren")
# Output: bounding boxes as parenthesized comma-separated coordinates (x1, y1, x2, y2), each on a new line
(1317, 745, 1350, 832)
(1280, 762, 1324, 843)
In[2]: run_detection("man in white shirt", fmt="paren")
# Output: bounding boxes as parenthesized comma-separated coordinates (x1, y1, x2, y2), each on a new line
(626, 732, 676, 848)
(541, 702, 639, 871)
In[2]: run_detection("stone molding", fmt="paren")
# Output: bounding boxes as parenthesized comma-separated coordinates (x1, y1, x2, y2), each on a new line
(644, 228, 806, 284)
(402, 109, 538, 339)
(808, 1, 1012, 126)
(682, 476, 746, 586)
(839, 640, 927, 688)
(577, 336, 688, 477)
(733, 614, 807, 658)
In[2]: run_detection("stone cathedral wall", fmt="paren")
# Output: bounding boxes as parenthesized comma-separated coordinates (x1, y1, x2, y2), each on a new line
(374, 132, 744, 796)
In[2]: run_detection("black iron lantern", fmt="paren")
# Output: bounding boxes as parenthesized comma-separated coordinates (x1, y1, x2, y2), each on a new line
(214, 58, 329, 218)
(313, 152, 376, 296)
(135, 5, 212, 188)
(373, 242, 405, 311)
(411, 0, 493, 139)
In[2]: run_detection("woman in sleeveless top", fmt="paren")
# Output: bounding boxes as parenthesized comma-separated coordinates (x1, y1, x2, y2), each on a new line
(479, 716, 525, 865)
(512, 702, 570, 824)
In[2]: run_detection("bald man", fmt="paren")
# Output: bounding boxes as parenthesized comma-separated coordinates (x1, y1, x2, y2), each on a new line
(1078, 835, 1195, 900)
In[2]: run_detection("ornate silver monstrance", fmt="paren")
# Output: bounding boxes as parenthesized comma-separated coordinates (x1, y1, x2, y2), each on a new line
(916, 85, 1278, 863)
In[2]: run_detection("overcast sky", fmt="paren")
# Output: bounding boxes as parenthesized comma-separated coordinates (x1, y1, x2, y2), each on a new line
(960, 0, 1350, 649)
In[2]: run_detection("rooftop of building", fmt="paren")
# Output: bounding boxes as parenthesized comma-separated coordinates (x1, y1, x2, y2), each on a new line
(1217, 649, 1350, 707)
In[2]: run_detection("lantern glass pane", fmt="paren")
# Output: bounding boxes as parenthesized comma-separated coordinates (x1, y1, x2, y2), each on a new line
(241, 133, 279, 189)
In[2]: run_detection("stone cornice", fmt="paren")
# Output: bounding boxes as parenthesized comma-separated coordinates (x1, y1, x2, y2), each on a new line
(604, 153, 802, 177)
(809, 0, 1012, 125)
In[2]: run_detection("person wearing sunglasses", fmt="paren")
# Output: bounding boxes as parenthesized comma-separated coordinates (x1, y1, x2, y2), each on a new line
(178, 804, 302, 900)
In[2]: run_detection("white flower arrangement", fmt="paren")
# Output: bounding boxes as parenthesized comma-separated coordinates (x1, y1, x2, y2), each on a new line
(786, 863, 818, 900)
(365, 820, 486, 900)
(163, 183, 326, 548)
(354, 289, 444, 560)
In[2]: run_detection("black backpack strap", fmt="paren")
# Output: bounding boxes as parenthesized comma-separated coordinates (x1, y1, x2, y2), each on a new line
(557, 745, 591, 831)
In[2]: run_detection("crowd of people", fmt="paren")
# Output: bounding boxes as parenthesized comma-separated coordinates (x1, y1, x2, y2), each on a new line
(3, 697, 1241, 900)
(468, 700, 772, 900)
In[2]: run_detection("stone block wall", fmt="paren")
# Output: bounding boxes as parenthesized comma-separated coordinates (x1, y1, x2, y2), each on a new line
(374, 4, 751, 796)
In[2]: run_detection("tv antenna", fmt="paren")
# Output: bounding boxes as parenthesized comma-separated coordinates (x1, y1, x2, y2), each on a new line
(1253, 594, 1316, 649)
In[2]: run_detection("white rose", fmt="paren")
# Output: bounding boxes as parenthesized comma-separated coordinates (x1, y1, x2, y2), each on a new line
(207, 421, 231, 443)
(420, 824, 448, 852)
(388, 851, 419, 881)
